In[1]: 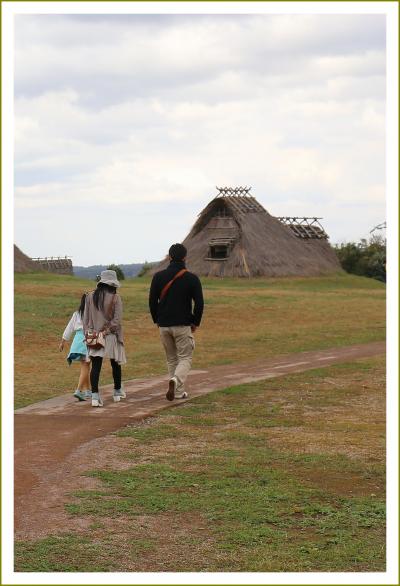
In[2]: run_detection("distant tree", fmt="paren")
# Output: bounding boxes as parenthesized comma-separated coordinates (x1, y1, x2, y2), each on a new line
(107, 264, 125, 281)
(334, 234, 386, 282)
(137, 261, 157, 278)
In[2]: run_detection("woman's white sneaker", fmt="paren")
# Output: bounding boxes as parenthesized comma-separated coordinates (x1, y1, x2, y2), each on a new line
(113, 388, 126, 402)
(91, 392, 103, 407)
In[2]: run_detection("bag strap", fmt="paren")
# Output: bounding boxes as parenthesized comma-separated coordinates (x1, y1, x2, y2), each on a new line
(160, 269, 187, 301)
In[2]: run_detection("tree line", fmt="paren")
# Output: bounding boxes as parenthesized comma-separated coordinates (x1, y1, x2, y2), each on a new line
(334, 234, 386, 283)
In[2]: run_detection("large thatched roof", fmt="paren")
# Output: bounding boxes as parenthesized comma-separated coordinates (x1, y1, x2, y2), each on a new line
(153, 190, 341, 277)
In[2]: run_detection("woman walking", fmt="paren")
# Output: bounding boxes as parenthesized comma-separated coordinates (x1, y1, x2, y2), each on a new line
(83, 270, 126, 407)
(59, 292, 91, 401)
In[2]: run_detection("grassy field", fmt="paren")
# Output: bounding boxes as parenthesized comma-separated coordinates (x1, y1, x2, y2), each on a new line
(15, 357, 386, 572)
(14, 272, 385, 408)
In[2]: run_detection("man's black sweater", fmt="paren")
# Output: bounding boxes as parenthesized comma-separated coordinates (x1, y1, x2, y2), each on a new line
(149, 261, 204, 327)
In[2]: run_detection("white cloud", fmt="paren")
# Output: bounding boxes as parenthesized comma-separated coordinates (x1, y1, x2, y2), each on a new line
(14, 13, 386, 265)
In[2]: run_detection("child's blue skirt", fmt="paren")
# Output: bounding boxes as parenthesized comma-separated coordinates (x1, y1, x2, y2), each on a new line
(67, 329, 89, 364)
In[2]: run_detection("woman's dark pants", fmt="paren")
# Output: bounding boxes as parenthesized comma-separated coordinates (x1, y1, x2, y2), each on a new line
(90, 356, 121, 392)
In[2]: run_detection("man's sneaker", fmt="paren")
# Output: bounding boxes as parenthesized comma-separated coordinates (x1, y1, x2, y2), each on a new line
(83, 390, 92, 399)
(91, 392, 103, 407)
(166, 377, 177, 401)
(113, 388, 126, 402)
(175, 391, 188, 400)
(73, 390, 87, 401)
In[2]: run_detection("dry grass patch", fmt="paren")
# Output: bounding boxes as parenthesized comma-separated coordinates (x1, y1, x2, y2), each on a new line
(15, 272, 385, 407)
(265, 362, 385, 463)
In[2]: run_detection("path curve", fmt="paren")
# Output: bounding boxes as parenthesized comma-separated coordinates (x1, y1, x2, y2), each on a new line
(15, 341, 385, 538)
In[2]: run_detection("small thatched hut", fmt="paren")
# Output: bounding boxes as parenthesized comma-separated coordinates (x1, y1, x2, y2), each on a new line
(14, 245, 73, 274)
(153, 187, 341, 278)
(14, 245, 40, 273)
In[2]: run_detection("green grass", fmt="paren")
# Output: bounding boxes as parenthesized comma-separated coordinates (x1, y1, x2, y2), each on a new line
(15, 358, 386, 572)
(14, 272, 385, 408)
(14, 533, 156, 572)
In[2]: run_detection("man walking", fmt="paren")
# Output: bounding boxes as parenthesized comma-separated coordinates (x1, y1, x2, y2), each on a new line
(149, 243, 204, 401)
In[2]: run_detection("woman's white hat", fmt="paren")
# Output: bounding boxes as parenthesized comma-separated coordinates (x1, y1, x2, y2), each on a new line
(98, 269, 120, 288)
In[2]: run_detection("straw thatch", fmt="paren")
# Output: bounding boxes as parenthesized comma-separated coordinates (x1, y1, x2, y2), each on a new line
(152, 191, 341, 278)
(14, 245, 74, 274)
(14, 245, 41, 273)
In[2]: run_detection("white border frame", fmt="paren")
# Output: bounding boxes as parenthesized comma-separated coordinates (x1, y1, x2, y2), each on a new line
(2, 2, 398, 584)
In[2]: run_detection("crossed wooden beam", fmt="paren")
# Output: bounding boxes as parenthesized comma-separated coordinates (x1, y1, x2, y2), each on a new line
(216, 186, 252, 196)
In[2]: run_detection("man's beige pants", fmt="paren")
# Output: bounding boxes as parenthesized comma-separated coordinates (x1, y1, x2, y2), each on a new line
(159, 326, 195, 391)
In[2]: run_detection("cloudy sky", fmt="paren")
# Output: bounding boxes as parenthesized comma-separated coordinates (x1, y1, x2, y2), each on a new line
(14, 13, 386, 266)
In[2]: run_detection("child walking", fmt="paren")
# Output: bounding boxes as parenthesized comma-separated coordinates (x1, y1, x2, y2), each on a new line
(59, 293, 91, 401)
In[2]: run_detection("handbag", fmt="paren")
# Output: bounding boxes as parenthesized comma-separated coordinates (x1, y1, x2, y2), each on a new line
(85, 329, 106, 349)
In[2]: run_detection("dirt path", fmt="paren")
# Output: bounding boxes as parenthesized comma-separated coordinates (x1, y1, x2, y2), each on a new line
(14, 341, 385, 539)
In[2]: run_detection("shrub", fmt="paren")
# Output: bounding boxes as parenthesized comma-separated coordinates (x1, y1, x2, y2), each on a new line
(106, 264, 125, 281)
(137, 261, 157, 278)
(334, 235, 386, 282)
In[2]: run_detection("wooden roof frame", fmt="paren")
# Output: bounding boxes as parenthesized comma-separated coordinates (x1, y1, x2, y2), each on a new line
(276, 217, 328, 240)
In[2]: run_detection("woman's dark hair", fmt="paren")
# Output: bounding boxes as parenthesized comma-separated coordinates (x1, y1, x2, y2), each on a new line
(93, 282, 117, 311)
(77, 293, 87, 318)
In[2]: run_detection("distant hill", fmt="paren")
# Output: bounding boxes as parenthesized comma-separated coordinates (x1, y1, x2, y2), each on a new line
(73, 264, 145, 280)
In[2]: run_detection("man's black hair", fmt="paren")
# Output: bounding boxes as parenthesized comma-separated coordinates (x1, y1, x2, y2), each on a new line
(169, 243, 187, 261)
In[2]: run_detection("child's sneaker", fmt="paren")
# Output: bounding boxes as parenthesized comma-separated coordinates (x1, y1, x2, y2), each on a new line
(113, 388, 126, 402)
(91, 392, 103, 407)
(73, 390, 87, 401)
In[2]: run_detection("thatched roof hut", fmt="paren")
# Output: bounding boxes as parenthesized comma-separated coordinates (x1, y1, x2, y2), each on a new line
(153, 187, 341, 278)
(14, 245, 73, 274)
(14, 245, 40, 273)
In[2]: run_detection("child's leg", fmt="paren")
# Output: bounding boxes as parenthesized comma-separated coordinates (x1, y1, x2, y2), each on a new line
(78, 360, 91, 390)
